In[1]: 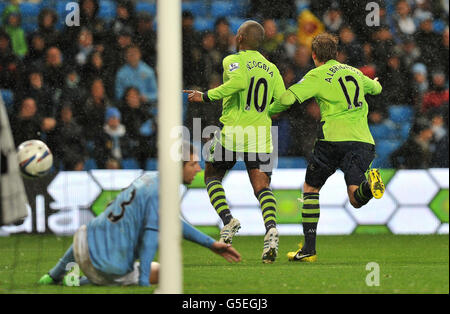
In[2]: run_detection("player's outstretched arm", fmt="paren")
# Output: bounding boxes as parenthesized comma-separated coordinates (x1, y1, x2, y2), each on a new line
(268, 90, 297, 117)
(182, 219, 241, 263)
(183, 90, 205, 102)
(210, 242, 241, 263)
(362, 75, 382, 96)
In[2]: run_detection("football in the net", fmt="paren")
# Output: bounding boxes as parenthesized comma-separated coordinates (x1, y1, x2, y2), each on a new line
(17, 140, 53, 178)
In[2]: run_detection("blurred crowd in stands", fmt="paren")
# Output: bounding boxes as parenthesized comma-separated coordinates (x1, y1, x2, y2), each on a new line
(0, 0, 448, 170)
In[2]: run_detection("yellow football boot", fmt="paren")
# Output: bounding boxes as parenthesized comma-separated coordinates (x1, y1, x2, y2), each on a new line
(287, 243, 317, 262)
(368, 169, 385, 199)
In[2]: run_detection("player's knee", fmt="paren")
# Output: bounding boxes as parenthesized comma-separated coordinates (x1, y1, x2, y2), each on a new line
(350, 199, 362, 209)
(303, 183, 320, 194)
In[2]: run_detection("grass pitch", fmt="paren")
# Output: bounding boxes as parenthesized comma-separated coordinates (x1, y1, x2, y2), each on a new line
(0, 234, 448, 294)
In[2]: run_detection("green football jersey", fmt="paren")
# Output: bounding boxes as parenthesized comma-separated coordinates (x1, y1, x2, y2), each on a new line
(287, 60, 382, 145)
(204, 50, 286, 153)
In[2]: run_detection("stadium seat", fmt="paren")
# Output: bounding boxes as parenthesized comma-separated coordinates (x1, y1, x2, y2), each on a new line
(229, 17, 245, 34)
(372, 156, 391, 169)
(145, 158, 158, 171)
(399, 122, 412, 140)
(433, 19, 446, 33)
(210, 1, 240, 18)
(232, 161, 247, 170)
(182, 1, 208, 17)
(0, 3, 6, 15)
(22, 22, 39, 34)
(388, 105, 414, 124)
(19, 2, 42, 33)
(369, 122, 398, 140)
(19, 2, 42, 18)
(277, 157, 308, 169)
(136, 2, 156, 16)
(56, 0, 72, 29)
(296, 1, 309, 14)
(0, 90, 14, 112)
(84, 159, 98, 171)
(374, 139, 402, 168)
(98, 0, 117, 21)
(194, 17, 214, 32)
(139, 119, 154, 137)
(121, 158, 140, 169)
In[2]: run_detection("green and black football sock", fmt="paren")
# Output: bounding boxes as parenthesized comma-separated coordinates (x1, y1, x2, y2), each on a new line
(302, 192, 320, 253)
(354, 181, 373, 206)
(256, 188, 277, 233)
(206, 179, 232, 225)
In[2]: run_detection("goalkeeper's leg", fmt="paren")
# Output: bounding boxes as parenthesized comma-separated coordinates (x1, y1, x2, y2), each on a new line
(38, 245, 75, 285)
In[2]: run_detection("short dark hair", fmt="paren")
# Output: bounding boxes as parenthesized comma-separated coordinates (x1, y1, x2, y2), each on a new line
(311, 32, 339, 63)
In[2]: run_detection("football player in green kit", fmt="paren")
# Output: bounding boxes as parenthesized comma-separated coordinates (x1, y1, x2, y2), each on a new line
(269, 33, 385, 262)
(184, 20, 286, 263)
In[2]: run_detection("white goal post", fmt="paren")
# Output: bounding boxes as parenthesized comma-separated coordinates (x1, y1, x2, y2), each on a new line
(156, 0, 183, 293)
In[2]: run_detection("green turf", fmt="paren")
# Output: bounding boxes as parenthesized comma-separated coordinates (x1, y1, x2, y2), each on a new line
(0, 234, 448, 294)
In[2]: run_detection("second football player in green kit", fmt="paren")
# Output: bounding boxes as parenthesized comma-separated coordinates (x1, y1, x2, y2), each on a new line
(269, 33, 385, 262)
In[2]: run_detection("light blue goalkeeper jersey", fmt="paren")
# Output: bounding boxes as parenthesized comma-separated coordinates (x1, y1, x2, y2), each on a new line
(86, 173, 215, 286)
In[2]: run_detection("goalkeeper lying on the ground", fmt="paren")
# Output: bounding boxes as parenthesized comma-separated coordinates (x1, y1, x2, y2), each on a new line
(38, 143, 241, 287)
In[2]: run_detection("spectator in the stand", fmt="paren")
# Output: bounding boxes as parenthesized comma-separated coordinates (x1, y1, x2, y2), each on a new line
(111, 0, 138, 37)
(74, 28, 95, 66)
(441, 27, 449, 81)
(81, 50, 114, 99)
(34, 8, 59, 49)
(41, 46, 67, 96)
(17, 68, 55, 118)
(47, 103, 87, 171)
(281, 27, 298, 61)
(182, 11, 200, 87)
(411, 63, 429, 109)
(261, 19, 284, 64)
(214, 17, 235, 55)
(371, 26, 395, 72)
(79, 0, 107, 42)
(23, 32, 46, 67)
(134, 12, 156, 69)
(291, 45, 314, 82)
(11, 97, 42, 145)
(105, 158, 121, 169)
(338, 25, 364, 67)
(102, 107, 131, 163)
(79, 78, 113, 144)
(379, 48, 412, 105)
(59, 67, 88, 117)
(392, 0, 417, 42)
(401, 35, 421, 70)
(192, 31, 223, 89)
(322, 1, 343, 35)
(119, 87, 155, 167)
(59, 0, 106, 57)
(0, 29, 23, 91)
(391, 118, 434, 169)
(1, 3, 27, 58)
(429, 108, 449, 168)
(414, 12, 442, 69)
(247, 0, 296, 19)
(422, 71, 449, 113)
(297, 10, 325, 49)
(115, 45, 157, 103)
(106, 27, 134, 74)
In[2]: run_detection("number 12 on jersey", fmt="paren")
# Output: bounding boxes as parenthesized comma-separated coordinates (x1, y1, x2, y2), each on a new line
(338, 75, 363, 110)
